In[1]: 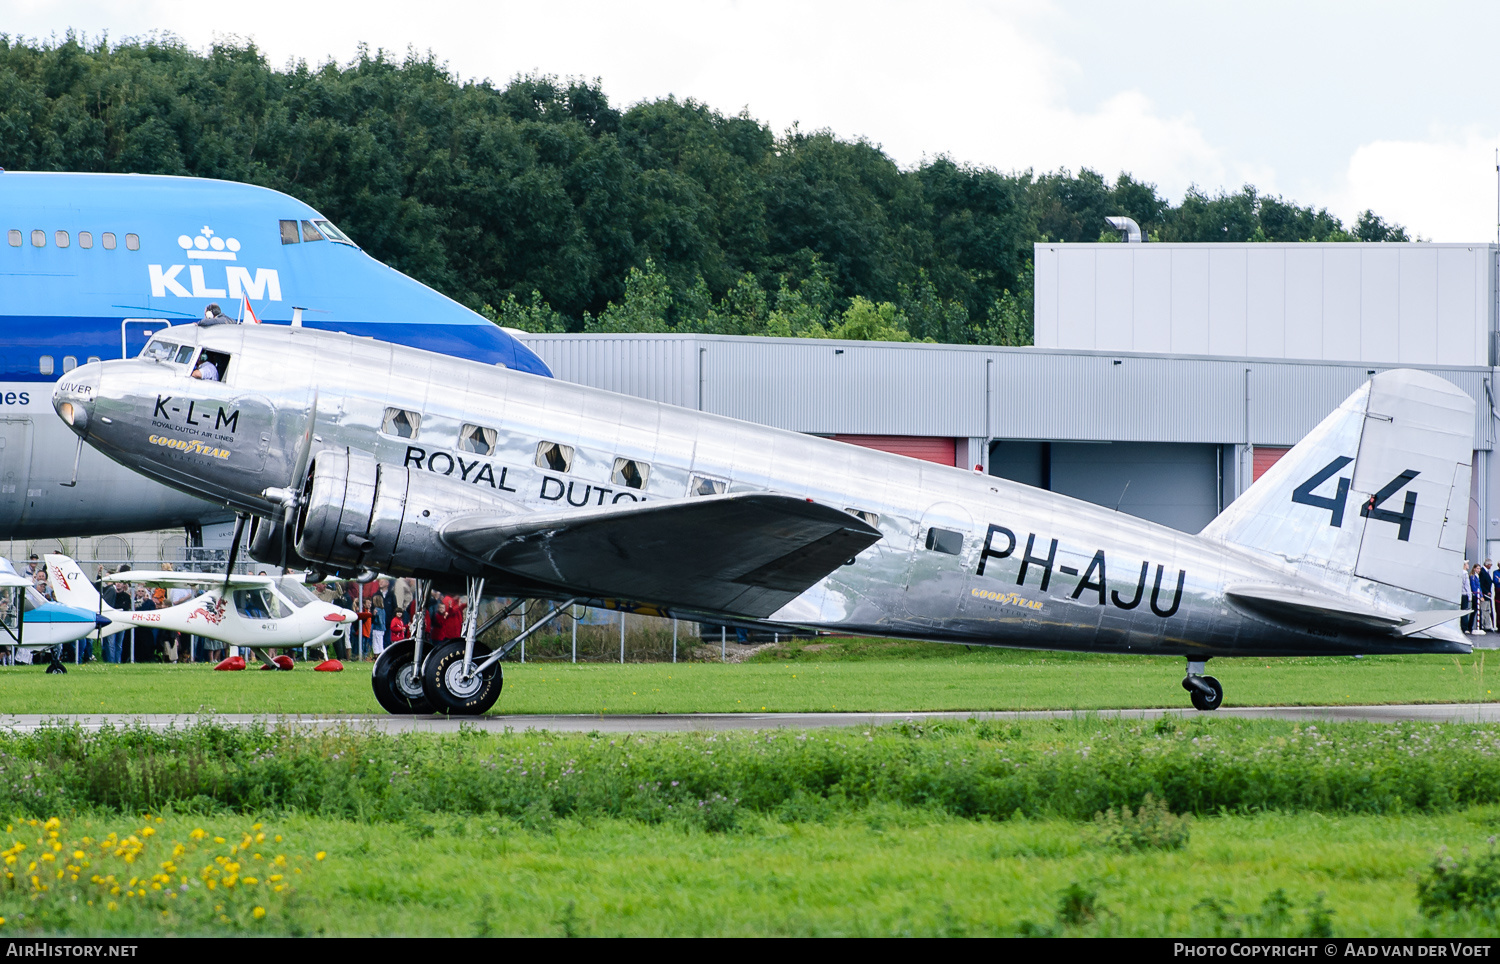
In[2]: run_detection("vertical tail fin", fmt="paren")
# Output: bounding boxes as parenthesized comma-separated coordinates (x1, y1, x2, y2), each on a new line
(1201, 369, 1474, 603)
(43, 554, 107, 613)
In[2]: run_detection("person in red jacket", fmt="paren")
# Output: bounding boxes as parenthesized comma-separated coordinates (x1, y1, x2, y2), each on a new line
(440, 594, 466, 642)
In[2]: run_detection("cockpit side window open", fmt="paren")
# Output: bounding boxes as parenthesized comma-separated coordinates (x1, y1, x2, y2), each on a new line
(381, 408, 421, 440)
(279, 220, 300, 245)
(198, 350, 231, 381)
(536, 441, 573, 473)
(459, 424, 498, 456)
(689, 475, 728, 497)
(925, 527, 963, 555)
(612, 458, 650, 490)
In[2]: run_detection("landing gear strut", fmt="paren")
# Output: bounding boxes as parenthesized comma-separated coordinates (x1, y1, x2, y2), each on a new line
(1182, 659, 1222, 711)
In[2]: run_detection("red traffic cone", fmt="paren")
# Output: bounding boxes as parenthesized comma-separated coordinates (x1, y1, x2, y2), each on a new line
(314, 659, 343, 672)
(214, 655, 246, 671)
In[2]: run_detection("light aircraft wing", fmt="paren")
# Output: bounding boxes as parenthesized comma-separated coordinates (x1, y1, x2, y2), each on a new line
(110, 571, 276, 588)
(443, 493, 883, 619)
(0, 558, 31, 588)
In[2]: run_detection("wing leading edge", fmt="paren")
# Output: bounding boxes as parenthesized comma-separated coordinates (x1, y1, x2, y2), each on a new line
(442, 493, 883, 619)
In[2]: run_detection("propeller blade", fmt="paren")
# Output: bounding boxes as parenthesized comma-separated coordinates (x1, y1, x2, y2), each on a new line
(223, 511, 248, 599)
(281, 388, 319, 573)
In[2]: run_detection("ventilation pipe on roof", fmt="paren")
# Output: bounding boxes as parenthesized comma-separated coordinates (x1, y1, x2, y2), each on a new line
(1105, 216, 1143, 243)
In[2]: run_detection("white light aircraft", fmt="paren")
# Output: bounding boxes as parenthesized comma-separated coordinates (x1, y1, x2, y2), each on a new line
(0, 557, 111, 670)
(44, 554, 357, 668)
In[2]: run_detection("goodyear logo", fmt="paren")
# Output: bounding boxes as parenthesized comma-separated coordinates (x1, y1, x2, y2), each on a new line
(149, 434, 231, 460)
(969, 588, 1043, 611)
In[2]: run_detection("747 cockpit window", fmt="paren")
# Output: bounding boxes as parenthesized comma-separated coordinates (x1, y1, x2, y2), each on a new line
(312, 220, 355, 245)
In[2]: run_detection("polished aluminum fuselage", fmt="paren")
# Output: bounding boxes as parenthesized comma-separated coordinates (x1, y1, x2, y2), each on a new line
(58, 325, 1469, 658)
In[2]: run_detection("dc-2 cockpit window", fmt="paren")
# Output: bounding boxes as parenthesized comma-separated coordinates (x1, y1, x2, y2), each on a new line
(536, 441, 573, 473)
(612, 458, 650, 490)
(381, 408, 421, 440)
(142, 340, 179, 362)
(174, 345, 196, 365)
(689, 475, 728, 497)
(459, 424, 498, 456)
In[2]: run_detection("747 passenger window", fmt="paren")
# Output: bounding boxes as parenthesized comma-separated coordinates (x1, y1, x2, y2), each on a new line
(381, 408, 421, 440)
(459, 424, 498, 456)
(536, 441, 573, 473)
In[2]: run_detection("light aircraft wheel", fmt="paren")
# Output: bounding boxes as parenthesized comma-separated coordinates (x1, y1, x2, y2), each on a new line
(1187, 675, 1223, 712)
(372, 640, 434, 715)
(420, 640, 502, 716)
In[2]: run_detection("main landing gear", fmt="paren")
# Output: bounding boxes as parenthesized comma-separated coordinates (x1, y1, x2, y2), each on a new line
(370, 577, 576, 717)
(1182, 659, 1223, 711)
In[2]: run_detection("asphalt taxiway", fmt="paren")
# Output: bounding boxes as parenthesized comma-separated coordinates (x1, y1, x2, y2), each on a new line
(5, 703, 1500, 733)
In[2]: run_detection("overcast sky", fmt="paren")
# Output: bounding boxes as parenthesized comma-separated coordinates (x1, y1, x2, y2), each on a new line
(11, 0, 1500, 241)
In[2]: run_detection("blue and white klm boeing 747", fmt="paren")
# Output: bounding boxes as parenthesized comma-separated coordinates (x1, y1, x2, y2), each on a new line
(0, 171, 550, 540)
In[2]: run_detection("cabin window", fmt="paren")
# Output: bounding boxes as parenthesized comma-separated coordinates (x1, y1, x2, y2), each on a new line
(143, 340, 179, 362)
(279, 220, 300, 244)
(312, 219, 354, 245)
(55, 230, 69, 248)
(612, 458, 650, 490)
(62, 356, 77, 373)
(535, 441, 573, 473)
(846, 508, 879, 528)
(459, 424, 498, 456)
(925, 527, 963, 555)
(301, 220, 325, 242)
(102, 233, 116, 250)
(86, 356, 100, 364)
(39, 356, 54, 375)
(78, 231, 92, 249)
(381, 408, 421, 440)
(125, 233, 139, 251)
(689, 475, 728, 497)
(30, 230, 44, 247)
(6, 230, 18, 247)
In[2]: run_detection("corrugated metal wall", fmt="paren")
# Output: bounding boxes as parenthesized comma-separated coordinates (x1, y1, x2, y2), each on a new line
(519, 333, 1494, 451)
(1035, 242, 1495, 367)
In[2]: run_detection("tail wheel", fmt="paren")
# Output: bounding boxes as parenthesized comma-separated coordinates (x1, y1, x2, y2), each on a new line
(372, 639, 434, 714)
(420, 640, 502, 716)
(1186, 675, 1223, 712)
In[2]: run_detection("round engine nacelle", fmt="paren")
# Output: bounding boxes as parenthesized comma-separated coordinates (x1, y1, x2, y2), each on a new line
(246, 515, 311, 572)
(292, 448, 493, 577)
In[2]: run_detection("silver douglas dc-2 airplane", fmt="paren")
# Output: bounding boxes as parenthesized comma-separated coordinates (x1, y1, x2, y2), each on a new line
(51, 323, 1475, 715)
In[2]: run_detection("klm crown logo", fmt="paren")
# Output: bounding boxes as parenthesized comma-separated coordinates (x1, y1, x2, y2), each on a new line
(177, 226, 240, 261)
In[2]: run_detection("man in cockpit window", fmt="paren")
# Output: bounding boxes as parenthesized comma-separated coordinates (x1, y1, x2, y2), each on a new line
(192, 356, 219, 381)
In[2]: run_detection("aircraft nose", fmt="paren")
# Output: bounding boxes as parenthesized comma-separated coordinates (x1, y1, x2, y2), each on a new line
(52, 362, 102, 437)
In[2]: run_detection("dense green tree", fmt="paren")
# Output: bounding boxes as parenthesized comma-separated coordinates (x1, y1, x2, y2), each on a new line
(0, 33, 1411, 347)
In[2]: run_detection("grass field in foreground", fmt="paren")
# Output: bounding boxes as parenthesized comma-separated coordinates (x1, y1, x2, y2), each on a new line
(5, 808, 1499, 936)
(2, 642, 1499, 715)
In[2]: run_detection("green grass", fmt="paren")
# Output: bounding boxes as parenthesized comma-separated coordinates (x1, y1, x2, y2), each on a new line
(6, 805, 1500, 935)
(5, 719, 1500, 936)
(3, 646, 1499, 715)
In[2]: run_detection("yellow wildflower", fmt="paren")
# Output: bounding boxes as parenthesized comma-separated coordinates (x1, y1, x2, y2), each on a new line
(252, 907, 266, 920)
(315, 852, 326, 861)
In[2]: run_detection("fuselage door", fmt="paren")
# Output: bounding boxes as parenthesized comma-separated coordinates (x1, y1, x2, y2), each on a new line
(902, 501, 976, 625)
(122, 319, 173, 359)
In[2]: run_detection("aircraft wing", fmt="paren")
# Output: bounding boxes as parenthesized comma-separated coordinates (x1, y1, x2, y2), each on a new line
(0, 573, 31, 588)
(443, 493, 883, 619)
(110, 571, 274, 588)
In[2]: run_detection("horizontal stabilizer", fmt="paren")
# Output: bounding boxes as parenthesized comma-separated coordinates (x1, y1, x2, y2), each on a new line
(443, 493, 883, 619)
(1226, 583, 1464, 637)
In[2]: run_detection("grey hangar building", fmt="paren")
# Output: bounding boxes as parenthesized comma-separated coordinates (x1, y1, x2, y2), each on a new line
(519, 239, 1500, 563)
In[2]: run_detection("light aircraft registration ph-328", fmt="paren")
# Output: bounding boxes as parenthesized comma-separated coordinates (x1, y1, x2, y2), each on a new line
(51, 323, 1475, 714)
(44, 553, 357, 668)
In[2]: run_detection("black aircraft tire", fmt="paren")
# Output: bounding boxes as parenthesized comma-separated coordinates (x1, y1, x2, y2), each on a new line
(372, 640, 434, 715)
(420, 640, 502, 716)
(1188, 676, 1223, 712)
